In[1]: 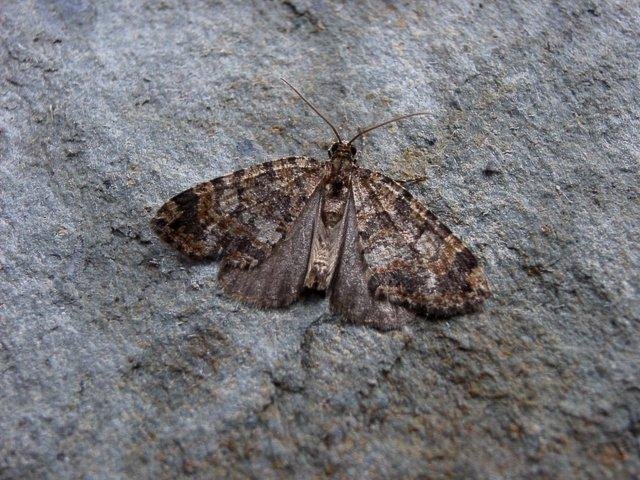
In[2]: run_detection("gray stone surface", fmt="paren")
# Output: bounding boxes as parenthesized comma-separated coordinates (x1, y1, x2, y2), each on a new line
(1, 1, 639, 478)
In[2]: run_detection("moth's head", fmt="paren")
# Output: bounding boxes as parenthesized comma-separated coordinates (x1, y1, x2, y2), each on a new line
(328, 141, 357, 159)
(280, 79, 427, 165)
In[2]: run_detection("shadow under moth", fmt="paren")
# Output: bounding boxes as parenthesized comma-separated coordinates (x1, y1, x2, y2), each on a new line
(152, 80, 490, 330)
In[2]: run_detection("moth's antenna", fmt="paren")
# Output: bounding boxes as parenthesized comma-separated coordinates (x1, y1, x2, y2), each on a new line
(281, 78, 342, 142)
(348, 112, 429, 144)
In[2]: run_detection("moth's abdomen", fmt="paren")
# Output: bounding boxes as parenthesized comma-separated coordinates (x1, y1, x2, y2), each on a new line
(304, 260, 331, 290)
(304, 186, 351, 291)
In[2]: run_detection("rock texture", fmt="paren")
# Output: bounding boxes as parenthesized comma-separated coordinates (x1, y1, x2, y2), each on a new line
(1, 1, 639, 478)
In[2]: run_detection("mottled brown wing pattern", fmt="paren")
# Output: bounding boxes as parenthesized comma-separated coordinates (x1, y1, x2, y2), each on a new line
(350, 167, 490, 317)
(218, 189, 322, 308)
(329, 196, 415, 330)
(152, 157, 329, 266)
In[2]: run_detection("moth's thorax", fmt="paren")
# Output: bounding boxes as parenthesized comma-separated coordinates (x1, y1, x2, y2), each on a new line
(323, 146, 353, 227)
(328, 141, 356, 174)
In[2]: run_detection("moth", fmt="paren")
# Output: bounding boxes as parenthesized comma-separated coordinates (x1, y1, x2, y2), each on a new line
(152, 80, 490, 330)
